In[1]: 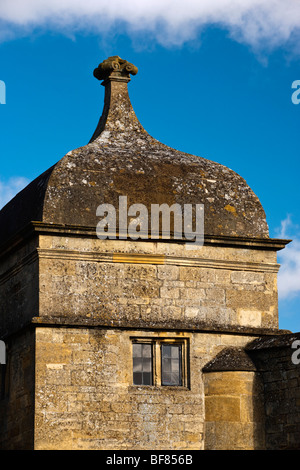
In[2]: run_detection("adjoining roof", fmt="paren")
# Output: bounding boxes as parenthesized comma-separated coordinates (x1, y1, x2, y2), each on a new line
(0, 55, 272, 247)
(246, 332, 299, 351)
(202, 347, 257, 372)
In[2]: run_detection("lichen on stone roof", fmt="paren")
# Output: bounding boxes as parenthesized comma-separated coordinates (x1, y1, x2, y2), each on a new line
(0, 55, 271, 246)
(202, 347, 257, 372)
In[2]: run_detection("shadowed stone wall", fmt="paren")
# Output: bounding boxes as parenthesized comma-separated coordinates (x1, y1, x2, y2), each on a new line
(247, 333, 300, 450)
(0, 329, 35, 450)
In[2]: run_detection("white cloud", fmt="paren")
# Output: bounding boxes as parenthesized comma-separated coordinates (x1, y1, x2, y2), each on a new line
(0, 176, 30, 209)
(0, 0, 299, 49)
(276, 215, 300, 300)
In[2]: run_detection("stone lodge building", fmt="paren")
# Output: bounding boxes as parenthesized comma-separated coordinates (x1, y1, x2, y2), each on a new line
(0, 55, 299, 450)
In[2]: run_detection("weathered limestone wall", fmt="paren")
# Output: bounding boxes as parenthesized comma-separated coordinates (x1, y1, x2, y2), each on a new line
(0, 329, 35, 450)
(0, 231, 283, 450)
(203, 371, 265, 450)
(38, 235, 279, 331)
(34, 327, 253, 450)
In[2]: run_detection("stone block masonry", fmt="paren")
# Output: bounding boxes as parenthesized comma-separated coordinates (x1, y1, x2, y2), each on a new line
(0, 229, 287, 449)
(34, 326, 255, 450)
(203, 370, 265, 450)
(37, 235, 280, 332)
(247, 333, 300, 450)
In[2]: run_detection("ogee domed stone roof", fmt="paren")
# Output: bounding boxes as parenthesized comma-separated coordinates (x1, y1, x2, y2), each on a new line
(0, 55, 270, 247)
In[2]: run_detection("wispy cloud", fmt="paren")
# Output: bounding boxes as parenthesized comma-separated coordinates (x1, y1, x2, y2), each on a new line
(0, 176, 30, 209)
(0, 0, 299, 49)
(276, 215, 300, 300)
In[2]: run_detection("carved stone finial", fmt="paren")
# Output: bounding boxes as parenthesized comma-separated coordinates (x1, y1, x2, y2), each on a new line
(93, 56, 138, 83)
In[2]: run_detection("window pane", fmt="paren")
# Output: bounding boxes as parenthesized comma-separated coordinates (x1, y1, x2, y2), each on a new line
(143, 372, 151, 385)
(162, 371, 171, 384)
(143, 357, 152, 372)
(133, 343, 141, 357)
(171, 371, 180, 384)
(133, 357, 142, 372)
(132, 343, 153, 385)
(171, 347, 179, 358)
(133, 372, 142, 385)
(143, 345, 152, 357)
(162, 345, 171, 358)
(162, 357, 171, 372)
(161, 344, 182, 386)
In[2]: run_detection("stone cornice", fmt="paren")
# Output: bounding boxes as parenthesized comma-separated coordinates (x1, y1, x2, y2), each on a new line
(1, 314, 291, 342)
(30, 316, 292, 337)
(36, 248, 280, 272)
(0, 221, 291, 262)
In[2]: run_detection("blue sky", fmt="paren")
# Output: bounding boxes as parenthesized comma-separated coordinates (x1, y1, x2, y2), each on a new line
(0, 1, 299, 331)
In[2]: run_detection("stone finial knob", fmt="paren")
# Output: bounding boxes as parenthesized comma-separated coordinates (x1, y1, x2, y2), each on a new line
(93, 56, 138, 83)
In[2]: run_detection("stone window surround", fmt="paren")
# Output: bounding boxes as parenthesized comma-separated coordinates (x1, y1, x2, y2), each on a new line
(130, 336, 190, 388)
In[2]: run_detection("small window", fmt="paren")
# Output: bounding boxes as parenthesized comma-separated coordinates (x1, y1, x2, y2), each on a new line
(161, 344, 182, 386)
(131, 338, 189, 388)
(132, 343, 153, 385)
